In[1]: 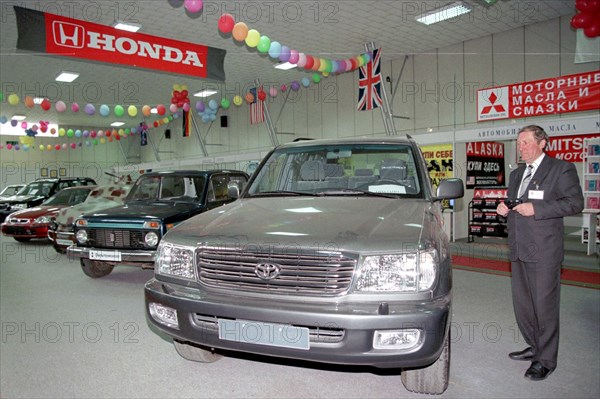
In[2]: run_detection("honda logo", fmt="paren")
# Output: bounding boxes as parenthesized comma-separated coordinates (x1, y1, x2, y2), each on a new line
(254, 263, 281, 281)
(52, 21, 85, 48)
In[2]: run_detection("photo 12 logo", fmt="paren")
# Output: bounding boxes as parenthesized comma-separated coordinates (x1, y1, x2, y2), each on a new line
(477, 87, 509, 121)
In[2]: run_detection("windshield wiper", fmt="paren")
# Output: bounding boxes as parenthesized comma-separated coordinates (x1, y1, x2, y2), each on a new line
(249, 190, 320, 197)
(316, 188, 399, 199)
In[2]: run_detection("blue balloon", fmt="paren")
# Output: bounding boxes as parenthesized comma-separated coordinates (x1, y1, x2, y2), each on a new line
(301, 77, 310, 87)
(0, 116, 7, 124)
(210, 113, 216, 121)
(208, 99, 218, 110)
(268, 41, 281, 59)
(75, 129, 82, 138)
(99, 104, 110, 116)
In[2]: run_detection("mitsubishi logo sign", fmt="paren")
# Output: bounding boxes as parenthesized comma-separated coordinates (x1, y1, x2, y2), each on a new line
(477, 87, 509, 121)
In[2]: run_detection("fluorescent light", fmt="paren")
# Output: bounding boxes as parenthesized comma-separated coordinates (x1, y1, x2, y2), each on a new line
(11, 115, 26, 121)
(193, 89, 218, 98)
(113, 21, 141, 32)
(275, 62, 297, 70)
(33, 97, 44, 104)
(416, 2, 471, 25)
(151, 108, 158, 114)
(110, 122, 125, 127)
(55, 71, 79, 82)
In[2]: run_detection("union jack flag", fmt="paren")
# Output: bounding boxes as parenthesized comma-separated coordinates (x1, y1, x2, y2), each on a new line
(357, 48, 383, 111)
(249, 87, 264, 125)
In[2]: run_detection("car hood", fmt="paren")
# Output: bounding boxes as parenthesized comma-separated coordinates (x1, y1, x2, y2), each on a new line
(0, 194, 44, 205)
(83, 201, 202, 221)
(55, 200, 123, 226)
(5, 205, 64, 219)
(169, 197, 432, 254)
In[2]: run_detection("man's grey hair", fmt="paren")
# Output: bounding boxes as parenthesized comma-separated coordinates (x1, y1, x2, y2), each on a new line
(518, 125, 549, 149)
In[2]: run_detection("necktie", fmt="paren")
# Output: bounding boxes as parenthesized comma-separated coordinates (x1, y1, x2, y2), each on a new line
(518, 164, 534, 197)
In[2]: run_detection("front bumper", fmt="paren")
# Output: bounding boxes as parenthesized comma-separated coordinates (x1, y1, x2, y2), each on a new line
(68, 245, 156, 265)
(145, 278, 451, 369)
(47, 229, 75, 251)
(1, 223, 48, 239)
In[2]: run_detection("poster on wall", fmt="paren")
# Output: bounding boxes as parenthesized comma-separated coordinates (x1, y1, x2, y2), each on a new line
(421, 144, 453, 208)
(466, 141, 505, 189)
(477, 71, 600, 121)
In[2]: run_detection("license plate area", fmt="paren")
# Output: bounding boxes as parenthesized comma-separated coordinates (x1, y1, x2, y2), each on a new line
(90, 249, 121, 262)
(218, 319, 310, 350)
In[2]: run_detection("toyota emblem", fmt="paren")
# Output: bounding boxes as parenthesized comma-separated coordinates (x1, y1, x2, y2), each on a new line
(254, 263, 281, 280)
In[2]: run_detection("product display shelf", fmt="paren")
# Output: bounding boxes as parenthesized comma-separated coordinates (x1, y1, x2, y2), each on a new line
(468, 187, 508, 242)
(582, 137, 600, 254)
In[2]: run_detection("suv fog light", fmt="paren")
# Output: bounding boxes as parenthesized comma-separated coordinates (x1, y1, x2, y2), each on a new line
(373, 329, 421, 350)
(145, 232, 159, 247)
(75, 230, 88, 244)
(149, 303, 179, 329)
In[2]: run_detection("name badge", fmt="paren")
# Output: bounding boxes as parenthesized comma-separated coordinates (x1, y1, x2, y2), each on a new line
(528, 190, 544, 200)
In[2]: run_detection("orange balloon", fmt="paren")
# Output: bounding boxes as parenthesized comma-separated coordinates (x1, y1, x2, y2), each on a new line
(245, 92, 254, 103)
(232, 22, 249, 42)
(24, 96, 34, 108)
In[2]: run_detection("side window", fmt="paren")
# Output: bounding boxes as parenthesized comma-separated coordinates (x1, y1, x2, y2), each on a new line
(208, 175, 230, 202)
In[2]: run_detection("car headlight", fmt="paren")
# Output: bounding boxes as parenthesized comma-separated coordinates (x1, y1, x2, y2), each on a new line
(155, 242, 195, 280)
(355, 248, 438, 293)
(144, 231, 159, 247)
(11, 203, 27, 210)
(75, 229, 88, 244)
(34, 216, 52, 224)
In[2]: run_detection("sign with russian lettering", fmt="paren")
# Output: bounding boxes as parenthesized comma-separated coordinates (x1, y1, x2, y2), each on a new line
(421, 144, 453, 208)
(14, 6, 226, 81)
(466, 141, 505, 189)
(477, 71, 600, 121)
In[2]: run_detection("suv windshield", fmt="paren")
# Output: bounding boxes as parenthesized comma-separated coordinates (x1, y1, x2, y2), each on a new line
(248, 144, 424, 198)
(17, 181, 55, 197)
(127, 175, 207, 202)
(43, 187, 91, 206)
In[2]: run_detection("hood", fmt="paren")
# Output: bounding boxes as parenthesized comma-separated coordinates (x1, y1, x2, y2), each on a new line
(84, 201, 202, 221)
(0, 194, 44, 205)
(5, 205, 64, 220)
(169, 197, 431, 254)
(55, 200, 123, 226)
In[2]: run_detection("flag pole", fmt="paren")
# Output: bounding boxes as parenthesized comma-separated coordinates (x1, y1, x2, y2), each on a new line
(254, 79, 279, 146)
(365, 42, 397, 136)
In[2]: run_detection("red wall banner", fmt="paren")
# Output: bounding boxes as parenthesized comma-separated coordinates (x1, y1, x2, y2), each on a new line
(14, 6, 226, 80)
(477, 71, 600, 121)
(546, 133, 600, 163)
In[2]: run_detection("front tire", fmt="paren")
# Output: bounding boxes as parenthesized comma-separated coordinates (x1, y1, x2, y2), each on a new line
(401, 329, 451, 395)
(174, 340, 222, 363)
(80, 259, 114, 278)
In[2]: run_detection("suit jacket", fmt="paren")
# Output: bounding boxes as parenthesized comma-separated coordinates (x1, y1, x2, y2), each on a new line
(506, 155, 584, 262)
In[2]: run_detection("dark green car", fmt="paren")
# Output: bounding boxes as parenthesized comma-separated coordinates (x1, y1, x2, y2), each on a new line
(68, 170, 248, 278)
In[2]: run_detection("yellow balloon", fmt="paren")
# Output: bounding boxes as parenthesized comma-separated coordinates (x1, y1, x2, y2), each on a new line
(39, 145, 45, 151)
(233, 95, 243, 106)
(127, 105, 138, 117)
(8, 93, 19, 106)
(181, 85, 188, 91)
(173, 84, 181, 91)
(46, 144, 52, 151)
(245, 29, 260, 47)
(100, 138, 106, 144)
(163, 117, 169, 124)
(318, 58, 327, 72)
(58, 128, 66, 136)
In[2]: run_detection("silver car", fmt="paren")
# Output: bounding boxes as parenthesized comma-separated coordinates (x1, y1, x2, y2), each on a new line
(145, 136, 464, 394)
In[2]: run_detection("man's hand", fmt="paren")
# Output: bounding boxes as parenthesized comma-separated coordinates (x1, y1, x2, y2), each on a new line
(496, 202, 509, 217)
(513, 202, 535, 216)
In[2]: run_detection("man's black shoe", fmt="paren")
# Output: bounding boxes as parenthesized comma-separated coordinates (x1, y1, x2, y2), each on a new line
(508, 347, 535, 361)
(524, 361, 554, 381)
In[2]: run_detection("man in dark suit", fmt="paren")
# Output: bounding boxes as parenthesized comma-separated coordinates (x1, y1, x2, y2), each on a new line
(497, 125, 584, 381)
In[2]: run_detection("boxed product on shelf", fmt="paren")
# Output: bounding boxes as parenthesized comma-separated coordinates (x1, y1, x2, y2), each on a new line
(587, 179, 598, 191)
(587, 196, 600, 209)
(589, 162, 600, 173)
(590, 144, 600, 155)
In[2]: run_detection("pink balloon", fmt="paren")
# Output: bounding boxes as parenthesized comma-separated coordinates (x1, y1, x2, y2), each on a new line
(169, 103, 178, 113)
(288, 50, 299, 64)
(182, 103, 190, 112)
(184, 0, 203, 13)
(55, 101, 67, 113)
(71, 102, 80, 112)
(269, 87, 278, 97)
(297, 53, 307, 68)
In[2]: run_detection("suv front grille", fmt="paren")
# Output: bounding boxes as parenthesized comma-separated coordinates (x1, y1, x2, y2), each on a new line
(197, 246, 357, 295)
(87, 228, 145, 249)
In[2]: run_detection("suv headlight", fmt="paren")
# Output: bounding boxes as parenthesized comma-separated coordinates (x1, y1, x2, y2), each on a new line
(355, 248, 438, 293)
(155, 242, 195, 280)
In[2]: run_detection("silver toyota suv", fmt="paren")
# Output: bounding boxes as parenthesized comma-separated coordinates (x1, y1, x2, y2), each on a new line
(145, 136, 464, 394)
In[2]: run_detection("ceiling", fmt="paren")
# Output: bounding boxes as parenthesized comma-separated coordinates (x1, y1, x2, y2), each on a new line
(0, 0, 577, 131)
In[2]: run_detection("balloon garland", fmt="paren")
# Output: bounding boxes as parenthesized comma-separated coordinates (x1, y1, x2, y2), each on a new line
(570, 0, 600, 38)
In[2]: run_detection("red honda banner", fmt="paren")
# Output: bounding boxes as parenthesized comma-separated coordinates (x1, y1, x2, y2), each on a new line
(14, 6, 226, 81)
(477, 71, 600, 121)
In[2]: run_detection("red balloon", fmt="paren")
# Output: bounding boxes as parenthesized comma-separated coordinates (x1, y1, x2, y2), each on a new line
(588, 0, 600, 12)
(576, 0, 592, 11)
(304, 55, 314, 70)
(218, 13, 235, 34)
(153, 121, 159, 128)
(40, 99, 51, 111)
(349, 58, 358, 70)
(106, 130, 112, 137)
(157, 104, 166, 115)
(181, 90, 188, 97)
(115, 134, 121, 141)
(584, 20, 600, 37)
(258, 89, 266, 101)
(572, 12, 595, 28)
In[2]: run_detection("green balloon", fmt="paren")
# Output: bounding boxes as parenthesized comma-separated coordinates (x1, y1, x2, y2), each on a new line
(312, 73, 321, 84)
(67, 129, 74, 137)
(257, 35, 271, 53)
(221, 98, 231, 109)
(0, 91, 3, 102)
(114, 105, 125, 117)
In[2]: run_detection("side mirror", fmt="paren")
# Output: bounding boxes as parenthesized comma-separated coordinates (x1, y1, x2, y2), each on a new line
(227, 183, 241, 199)
(433, 178, 464, 201)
